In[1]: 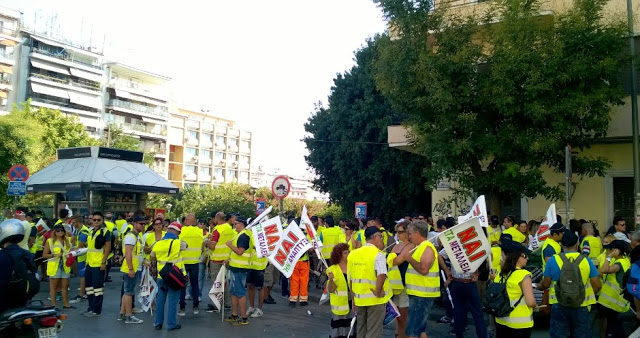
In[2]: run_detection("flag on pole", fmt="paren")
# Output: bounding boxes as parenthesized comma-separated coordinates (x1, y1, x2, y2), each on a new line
(439, 217, 491, 274)
(209, 264, 227, 312)
(300, 206, 320, 246)
(532, 204, 556, 249)
(457, 195, 489, 227)
(268, 221, 313, 278)
(319, 284, 330, 305)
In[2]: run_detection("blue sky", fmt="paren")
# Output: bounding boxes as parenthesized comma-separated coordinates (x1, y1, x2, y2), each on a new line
(5, 0, 388, 178)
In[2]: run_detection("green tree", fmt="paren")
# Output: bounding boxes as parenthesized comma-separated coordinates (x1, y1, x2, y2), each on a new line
(373, 0, 627, 215)
(304, 37, 431, 226)
(103, 123, 155, 166)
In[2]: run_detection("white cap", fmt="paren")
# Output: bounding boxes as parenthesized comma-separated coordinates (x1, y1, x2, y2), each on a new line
(614, 232, 631, 243)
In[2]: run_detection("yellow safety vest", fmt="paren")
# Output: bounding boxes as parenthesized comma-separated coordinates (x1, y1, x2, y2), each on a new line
(491, 246, 502, 274)
(153, 238, 185, 279)
(144, 231, 165, 260)
(209, 223, 236, 261)
(115, 219, 127, 231)
(120, 231, 142, 274)
(46, 238, 71, 277)
(549, 252, 596, 307)
(598, 257, 631, 313)
(179, 226, 204, 265)
(495, 269, 534, 329)
(321, 226, 346, 258)
(405, 240, 440, 298)
(347, 245, 392, 307)
(317, 226, 327, 237)
(503, 227, 526, 244)
(229, 229, 253, 270)
(76, 225, 90, 263)
(488, 226, 502, 244)
(31, 233, 44, 254)
(347, 236, 356, 252)
(87, 227, 109, 268)
(580, 235, 603, 261)
(387, 252, 404, 295)
(327, 264, 349, 315)
(541, 238, 561, 272)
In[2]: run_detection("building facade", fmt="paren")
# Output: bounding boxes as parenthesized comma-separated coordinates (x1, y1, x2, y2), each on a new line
(168, 108, 252, 189)
(250, 165, 330, 202)
(0, 7, 21, 113)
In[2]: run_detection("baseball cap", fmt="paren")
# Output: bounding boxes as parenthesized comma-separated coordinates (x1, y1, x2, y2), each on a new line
(603, 239, 630, 255)
(133, 215, 146, 223)
(550, 223, 565, 233)
(613, 232, 631, 243)
(364, 227, 381, 240)
(560, 231, 578, 247)
(500, 239, 532, 255)
(310, 216, 318, 221)
(499, 233, 513, 242)
(15, 210, 25, 217)
(168, 222, 182, 233)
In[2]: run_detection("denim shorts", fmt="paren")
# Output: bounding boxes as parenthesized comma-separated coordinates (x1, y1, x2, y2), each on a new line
(406, 296, 435, 337)
(229, 269, 248, 298)
(77, 261, 86, 277)
(123, 271, 141, 295)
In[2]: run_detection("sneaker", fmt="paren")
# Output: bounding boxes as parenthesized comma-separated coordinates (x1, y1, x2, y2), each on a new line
(193, 308, 199, 315)
(250, 308, 263, 318)
(300, 302, 308, 307)
(69, 295, 86, 304)
(117, 313, 125, 321)
(125, 315, 143, 324)
(247, 307, 256, 316)
(281, 295, 289, 299)
(233, 317, 249, 325)
(168, 324, 182, 331)
(438, 316, 453, 324)
(264, 297, 276, 305)
(154, 325, 162, 330)
(178, 309, 186, 317)
(132, 308, 143, 314)
(185, 294, 192, 300)
(84, 312, 100, 318)
(225, 315, 238, 323)
(199, 297, 202, 302)
(289, 301, 296, 308)
(206, 304, 218, 313)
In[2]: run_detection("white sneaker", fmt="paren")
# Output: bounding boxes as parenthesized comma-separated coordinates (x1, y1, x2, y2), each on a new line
(125, 315, 143, 324)
(132, 308, 143, 314)
(246, 307, 255, 316)
(250, 308, 263, 318)
(185, 294, 192, 300)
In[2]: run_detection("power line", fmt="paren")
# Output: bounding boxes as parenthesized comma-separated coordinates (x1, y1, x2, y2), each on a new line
(305, 139, 389, 145)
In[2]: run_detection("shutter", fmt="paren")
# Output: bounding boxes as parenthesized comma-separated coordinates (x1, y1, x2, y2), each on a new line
(613, 177, 634, 230)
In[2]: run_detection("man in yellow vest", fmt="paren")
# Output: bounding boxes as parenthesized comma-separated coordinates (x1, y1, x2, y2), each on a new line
(119, 215, 146, 324)
(246, 228, 268, 318)
(83, 212, 111, 317)
(204, 212, 234, 313)
(319, 215, 345, 264)
(178, 213, 204, 315)
(70, 216, 90, 303)
(402, 220, 440, 338)
(537, 232, 600, 337)
(151, 222, 186, 331)
(225, 217, 252, 325)
(542, 223, 565, 272)
(580, 222, 603, 262)
(104, 212, 118, 283)
(347, 226, 391, 338)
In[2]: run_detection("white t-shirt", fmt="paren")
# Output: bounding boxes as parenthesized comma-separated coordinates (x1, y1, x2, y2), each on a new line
(123, 233, 143, 271)
(18, 220, 32, 251)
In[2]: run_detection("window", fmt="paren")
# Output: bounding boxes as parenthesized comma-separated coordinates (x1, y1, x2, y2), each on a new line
(240, 171, 249, 180)
(188, 130, 198, 139)
(203, 133, 213, 143)
(241, 156, 250, 165)
(214, 168, 224, 177)
(214, 151, 225, 160)
(229, 170, 237, 179)
(230, 138, 239, 147)
(125, 117, 132, 124)
(613, 177, 634, 229)
(202, 150, 212, 159)
(229, 154, 238, 162)
(200, 167, 211, 175)
(241, 141, 250, 149)
(215, 135, 226, 145)
(186, 147, 197, 156)
(185, 165, 196, 174)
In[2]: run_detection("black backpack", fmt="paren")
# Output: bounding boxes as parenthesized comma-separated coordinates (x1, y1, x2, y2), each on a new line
(483, 270, 523, 317)
(1, 249, 40, 307)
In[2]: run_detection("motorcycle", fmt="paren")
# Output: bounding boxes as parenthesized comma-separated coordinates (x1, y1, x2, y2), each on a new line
(0, 300, 66, 338)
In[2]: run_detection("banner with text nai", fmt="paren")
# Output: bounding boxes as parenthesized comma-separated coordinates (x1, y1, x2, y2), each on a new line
(440, 217, 490, 274)
(268, 221, 312, 278)
(252, 216, 284, 258)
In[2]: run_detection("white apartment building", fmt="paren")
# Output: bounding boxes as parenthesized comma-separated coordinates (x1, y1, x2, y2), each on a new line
(0, 7, 21, 113)
(251, 166, 330, 202)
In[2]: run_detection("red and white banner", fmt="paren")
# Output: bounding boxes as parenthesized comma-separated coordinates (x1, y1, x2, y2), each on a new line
(35, 218, 49, 234)
(532, 204, 556, 249)
(252, 216, 284, 258)
(457, 195, 489, 228)
(440, 217, 491, 274)
(209, 264, 227, 312)
(268, 220, 312, 278)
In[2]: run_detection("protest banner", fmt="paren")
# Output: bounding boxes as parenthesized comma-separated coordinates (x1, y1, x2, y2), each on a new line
(35, 218, 49, 234)
(458, 195, 489, 227)
(532, 204, 556, 249)
(136, 268, 157, 313)
(252, 216, 284, 258)
(209, 264, 227, 312)
(440, 217, 490, 274)
(139, 267, 151, 297)
(268, 221, 312, 278)
(300, 205, 320, 247)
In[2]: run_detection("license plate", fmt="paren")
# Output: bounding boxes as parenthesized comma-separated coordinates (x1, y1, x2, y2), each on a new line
(38, 327, 57, 338)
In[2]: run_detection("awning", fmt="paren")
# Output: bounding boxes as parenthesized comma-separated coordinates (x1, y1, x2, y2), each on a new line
(141, 116, 168, 125)
(0, 64, 12, 73)
(31, 82, 69, 99)
(68, 91, 102, 110)
(69, 68, 103, 83)
(30, 59, 70, 75)
(114, 89, 132, 99)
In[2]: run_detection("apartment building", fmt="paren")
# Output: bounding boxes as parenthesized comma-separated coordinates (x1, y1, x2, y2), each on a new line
(250, 166, 330, 202)
(0, 7, 21, 113)
(168, 108, 252, 188)
(104, 63, 170, 177)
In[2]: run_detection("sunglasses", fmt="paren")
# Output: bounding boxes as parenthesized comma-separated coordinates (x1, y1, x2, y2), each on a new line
(55, 229, 65, 232)
(93, 218, 102, 221)
(521, 253, 529, 259)
(154, 222, 162, 225)
(397, 230, 406, 234)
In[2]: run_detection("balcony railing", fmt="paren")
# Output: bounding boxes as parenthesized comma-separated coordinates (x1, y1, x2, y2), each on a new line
(0, 27, 17, 37)
(0, 52, 13, 60)
(124, 123, 167, 136)
(31, 72, 100, 91)
(107, 98, 168, 118)
(32, 47, 101, 69)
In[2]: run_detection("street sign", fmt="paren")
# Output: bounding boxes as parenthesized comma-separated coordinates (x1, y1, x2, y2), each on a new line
(355, 202, 367, 219)
(256, 198, 266, 215)
(7, 181, 26, 196)
(7, 164, 29, 182)
(271, 175, 291, 199)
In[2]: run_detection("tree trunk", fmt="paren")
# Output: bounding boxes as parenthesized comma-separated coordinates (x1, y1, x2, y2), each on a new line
(488, 190, 502, 218)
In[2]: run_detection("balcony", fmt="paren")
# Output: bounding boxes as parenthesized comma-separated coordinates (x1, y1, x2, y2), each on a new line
(29, 95, 100, 118)
(214, 175, 224, 183)
(186, 155, 198, 163)
(144, 147, 167, 158)
(240, 145, 250, 154)
(108, 80, 168, 102)
(241, 131, 251, 140)
(183, 172, 197, 181)
(240, 161, 250, 169)
(0, 27, 21, 46)
(185, 137, 199, 146)
(201, 140, 214, 148)
(107, 98, 168, 119)
(122, 123, 167, 140)
(0, 51, 14, 66)
(215, 143, 226, 150)
(31, 72, 100, 92)
(31, 48, 101, 70)
(200, 157, 212, 165)
(199, 174, 212, 182)
(187, 120, 200, 129)
(228, 129, 240, 137)
(202, 123, 214, 132)
(227, 145, 239, 153)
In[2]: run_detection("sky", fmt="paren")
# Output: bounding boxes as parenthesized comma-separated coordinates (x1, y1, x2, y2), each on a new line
(5, 0, 388, 179)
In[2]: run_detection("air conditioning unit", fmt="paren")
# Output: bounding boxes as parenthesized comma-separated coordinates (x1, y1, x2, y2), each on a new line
(191, 156, 198, 162)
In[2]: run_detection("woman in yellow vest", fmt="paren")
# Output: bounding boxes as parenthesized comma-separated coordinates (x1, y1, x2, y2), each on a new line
(387, 221, 414, 338)
(43, 224, 73, 310)
(344, 220, 358, 252)
(327, 243, 353, 338)
(494, 241, 537, 337)
(598, 239, 630, 338)
(144, 218, 166, 281)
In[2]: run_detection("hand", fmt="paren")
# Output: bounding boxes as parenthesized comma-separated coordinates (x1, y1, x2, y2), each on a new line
(128, 271, 135, 278)
(609, 249, 620, 258)
(143, 260, 151, 267)
(100, 263, 106, 271)
(223, 259, 230, 265)
(226, 240, 232, 247)
(328, 271, 334, 280)
(444, 277, 452, 287)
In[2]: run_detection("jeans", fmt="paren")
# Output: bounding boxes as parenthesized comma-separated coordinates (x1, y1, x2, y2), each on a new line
(180, 263, 200, 309)
(550, 304, 591, 338)
(85, 266, 105, 314)
(154, 279, 181, 329)
(599, 304, 626, 338)
(451, 281, 487, 338)
(406, 296, 435, 337)
(198, 262, 206, 298)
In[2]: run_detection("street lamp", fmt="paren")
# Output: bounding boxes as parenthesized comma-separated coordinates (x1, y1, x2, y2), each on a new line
(627, 0, 640, 228)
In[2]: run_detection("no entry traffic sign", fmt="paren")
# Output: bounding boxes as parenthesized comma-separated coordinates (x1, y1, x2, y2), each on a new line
(7, 164, 29, 182)
(271, 175, 291, 199)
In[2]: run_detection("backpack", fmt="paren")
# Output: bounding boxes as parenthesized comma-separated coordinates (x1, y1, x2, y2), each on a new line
(483, 270, 522, 317)
(1, 249, 40, 307)
(626, 260, 640, 299)
(554, 253, 586, 308)
(158, 240, 188, 290)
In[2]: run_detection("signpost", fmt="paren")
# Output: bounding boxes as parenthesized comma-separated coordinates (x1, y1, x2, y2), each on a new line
(7, 164, 29, 208)
(7, 181, 26, 196)
(355, 202, 367, 219)
(256, 198, 266, 215)
(271, 175, 291, 217)
(7, 164, 29, 182)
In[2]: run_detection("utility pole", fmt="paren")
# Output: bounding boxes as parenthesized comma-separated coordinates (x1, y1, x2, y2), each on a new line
(627, 0, 640, 228)
(565, 145, 572, 222)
